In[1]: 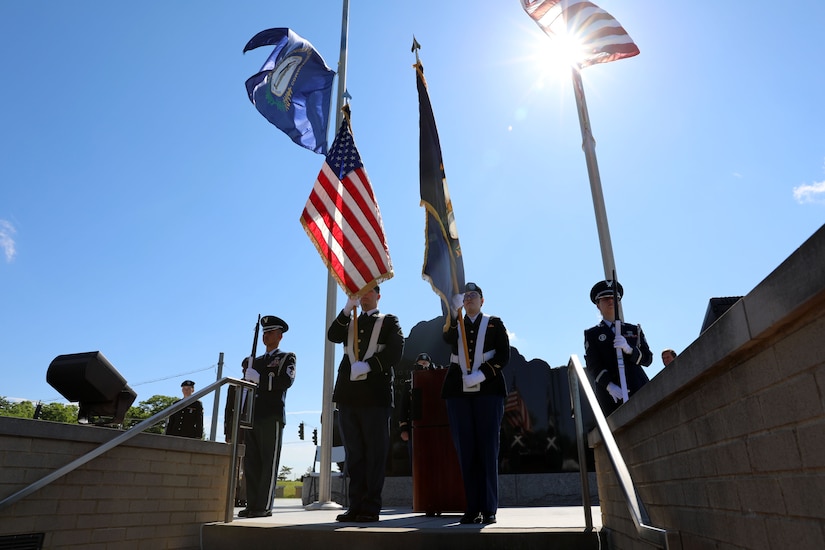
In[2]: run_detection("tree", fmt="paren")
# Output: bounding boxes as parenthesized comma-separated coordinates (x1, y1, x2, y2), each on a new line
(38, 402, 79, 423)
(0, 397, 36, 419)
(0, 397, 79, 423)
(278, 465, 293, 481)
(122, 395, 177, 434)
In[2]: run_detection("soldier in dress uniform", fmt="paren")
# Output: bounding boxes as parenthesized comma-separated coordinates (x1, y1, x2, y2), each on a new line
(328, 284, 404, 523)
(165, 380, 203, 439)
(238, 315, 296, 519)
(584, 280, 653, 416)
(442, 282, 510, 525)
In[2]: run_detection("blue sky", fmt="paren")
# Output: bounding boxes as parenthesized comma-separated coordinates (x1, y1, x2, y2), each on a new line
(2, 1, 823, 475)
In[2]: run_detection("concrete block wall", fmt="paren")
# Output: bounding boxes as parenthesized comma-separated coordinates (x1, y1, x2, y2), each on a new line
(591, 224, 825, 550)
(0, 417, 233, 549)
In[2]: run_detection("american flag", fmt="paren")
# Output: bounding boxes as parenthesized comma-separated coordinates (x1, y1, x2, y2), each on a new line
(505, 388, 532, 433)
(300, 105, 393, 296)
(521, 0, 640, 68)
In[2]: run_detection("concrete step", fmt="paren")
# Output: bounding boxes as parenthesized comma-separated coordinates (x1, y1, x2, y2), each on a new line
(201, 501, 603, 550)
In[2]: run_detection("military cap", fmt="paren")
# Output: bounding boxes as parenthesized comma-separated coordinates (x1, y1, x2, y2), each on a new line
(416, 353, 432, 364)
(260, 315, 289, 333)
(464, 282, 483, 297)
(590, 280, 624, 304)
(181, 380, 195, 387)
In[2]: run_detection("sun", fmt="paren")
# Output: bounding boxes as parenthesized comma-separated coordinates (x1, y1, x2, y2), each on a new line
(535, 29, 588, 74)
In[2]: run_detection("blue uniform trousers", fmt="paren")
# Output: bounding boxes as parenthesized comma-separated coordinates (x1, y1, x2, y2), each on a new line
(446, 394, 504, 516)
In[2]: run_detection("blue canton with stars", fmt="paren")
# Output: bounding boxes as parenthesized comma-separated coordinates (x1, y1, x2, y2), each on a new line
(326, 120, 363, 179)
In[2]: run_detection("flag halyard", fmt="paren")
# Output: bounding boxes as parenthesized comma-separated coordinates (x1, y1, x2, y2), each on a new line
(301, 106, 393, 296)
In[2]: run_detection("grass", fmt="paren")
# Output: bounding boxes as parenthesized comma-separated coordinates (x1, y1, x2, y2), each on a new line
(276, 480, 303, 499)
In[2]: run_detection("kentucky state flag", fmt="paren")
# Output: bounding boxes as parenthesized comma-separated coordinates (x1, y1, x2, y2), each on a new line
(244, 28, 335, 154)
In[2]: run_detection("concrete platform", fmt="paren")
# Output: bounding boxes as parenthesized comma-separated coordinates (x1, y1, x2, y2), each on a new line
(201, 499, 603, 550)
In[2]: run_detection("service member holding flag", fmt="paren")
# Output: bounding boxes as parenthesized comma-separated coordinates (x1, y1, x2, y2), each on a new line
(329, 285, 404, 523)
(441, 282, 510, 525)
(584, 280, 652, 416)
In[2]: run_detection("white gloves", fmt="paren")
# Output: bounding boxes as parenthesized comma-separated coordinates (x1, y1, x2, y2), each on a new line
(613, 334, 632, 355)
(350, 360, 371, 381)
(463, 370, 486, 389)
(244, 363, 260, 384)
(606, 382, 623, 402)
(343, 295, 360, 315)
(451, 294, 464, 315)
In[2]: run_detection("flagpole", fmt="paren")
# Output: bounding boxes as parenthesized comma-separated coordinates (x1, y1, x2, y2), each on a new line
(308, 0, 350, 511)
(570, 65, 628, 399)
(570, 65, 617, 283)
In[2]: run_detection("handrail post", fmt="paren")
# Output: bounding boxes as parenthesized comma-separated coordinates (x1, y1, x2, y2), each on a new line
(568, 365, 594, 531)
(567, 354, 672, 548)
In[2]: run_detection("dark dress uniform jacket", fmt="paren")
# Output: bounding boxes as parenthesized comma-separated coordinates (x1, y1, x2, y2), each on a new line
(329, 310, 404, 406)
(584, 320, 652, 414)
(442, 314, 510, 398)
(251, 350, 296, 423)
(165, 400, 203, 439)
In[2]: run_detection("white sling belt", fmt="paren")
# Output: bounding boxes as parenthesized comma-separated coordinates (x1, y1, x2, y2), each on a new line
(345, 314, 386, 381)
(451, 314, 495, 393)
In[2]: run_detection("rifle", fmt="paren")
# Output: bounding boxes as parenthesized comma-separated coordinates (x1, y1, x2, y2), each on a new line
(240, 314, 261, 424)
(250, 313, 261, 366)
(612, 270, 629, 402)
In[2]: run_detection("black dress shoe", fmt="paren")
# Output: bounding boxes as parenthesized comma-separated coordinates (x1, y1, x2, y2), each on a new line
(237, 509, 251, 517)
(336, 511, 359, 522)
(459, 512, 481, 524)
(482, 514, 497, 524)
(355, 514, 379, 523)
(247, 509, 272, 518)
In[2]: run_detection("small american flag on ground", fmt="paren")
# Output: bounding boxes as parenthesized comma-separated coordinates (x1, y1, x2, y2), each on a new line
(521, 0, 640, 68)
(300, 105, 393, 296)
(505, 388, 532, 433)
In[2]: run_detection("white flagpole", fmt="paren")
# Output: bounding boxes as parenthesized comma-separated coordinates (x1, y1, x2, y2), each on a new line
(570, 65, 628, 401)
(308, 0, 350, 511)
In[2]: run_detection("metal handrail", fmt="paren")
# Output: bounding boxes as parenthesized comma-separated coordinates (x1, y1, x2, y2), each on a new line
(0, 377, 256, 524)
(568, 354, 673, 548)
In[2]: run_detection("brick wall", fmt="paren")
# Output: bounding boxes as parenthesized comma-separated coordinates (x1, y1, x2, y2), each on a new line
(0, 418, 233, 549)
(591, 224, 825, 550)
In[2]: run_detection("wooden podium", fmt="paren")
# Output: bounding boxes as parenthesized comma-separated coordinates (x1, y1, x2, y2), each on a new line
(411, 369, 466, 515)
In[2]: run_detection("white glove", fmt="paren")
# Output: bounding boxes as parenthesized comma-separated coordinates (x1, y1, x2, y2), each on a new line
(451, 294, 464, 314)
(244, 365, 260, 385)
(350, 360, 371, 381)
(463, 370, 486, 389)
(343, 295, 360, 315)
(606, 382, 623, 403)
(613, 334, 632, 355)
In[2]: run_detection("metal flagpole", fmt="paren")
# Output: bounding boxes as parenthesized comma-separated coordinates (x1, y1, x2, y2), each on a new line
(308, 0, 350, 511)
(570, 64, 627, 399)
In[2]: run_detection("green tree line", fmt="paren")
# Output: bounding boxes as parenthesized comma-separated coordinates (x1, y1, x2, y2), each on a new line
(0, 394, 178, 434)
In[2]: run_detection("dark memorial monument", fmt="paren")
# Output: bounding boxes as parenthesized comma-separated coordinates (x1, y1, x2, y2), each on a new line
(46, 351, 137, 425)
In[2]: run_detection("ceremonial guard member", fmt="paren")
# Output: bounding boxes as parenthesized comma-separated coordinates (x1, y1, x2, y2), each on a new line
(329, 285, 404, 523)
(165, 380, 203, 439)
(584, 280, 653, 416)
(238, 315, 296, 518)
(442, 282, 510, 525)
